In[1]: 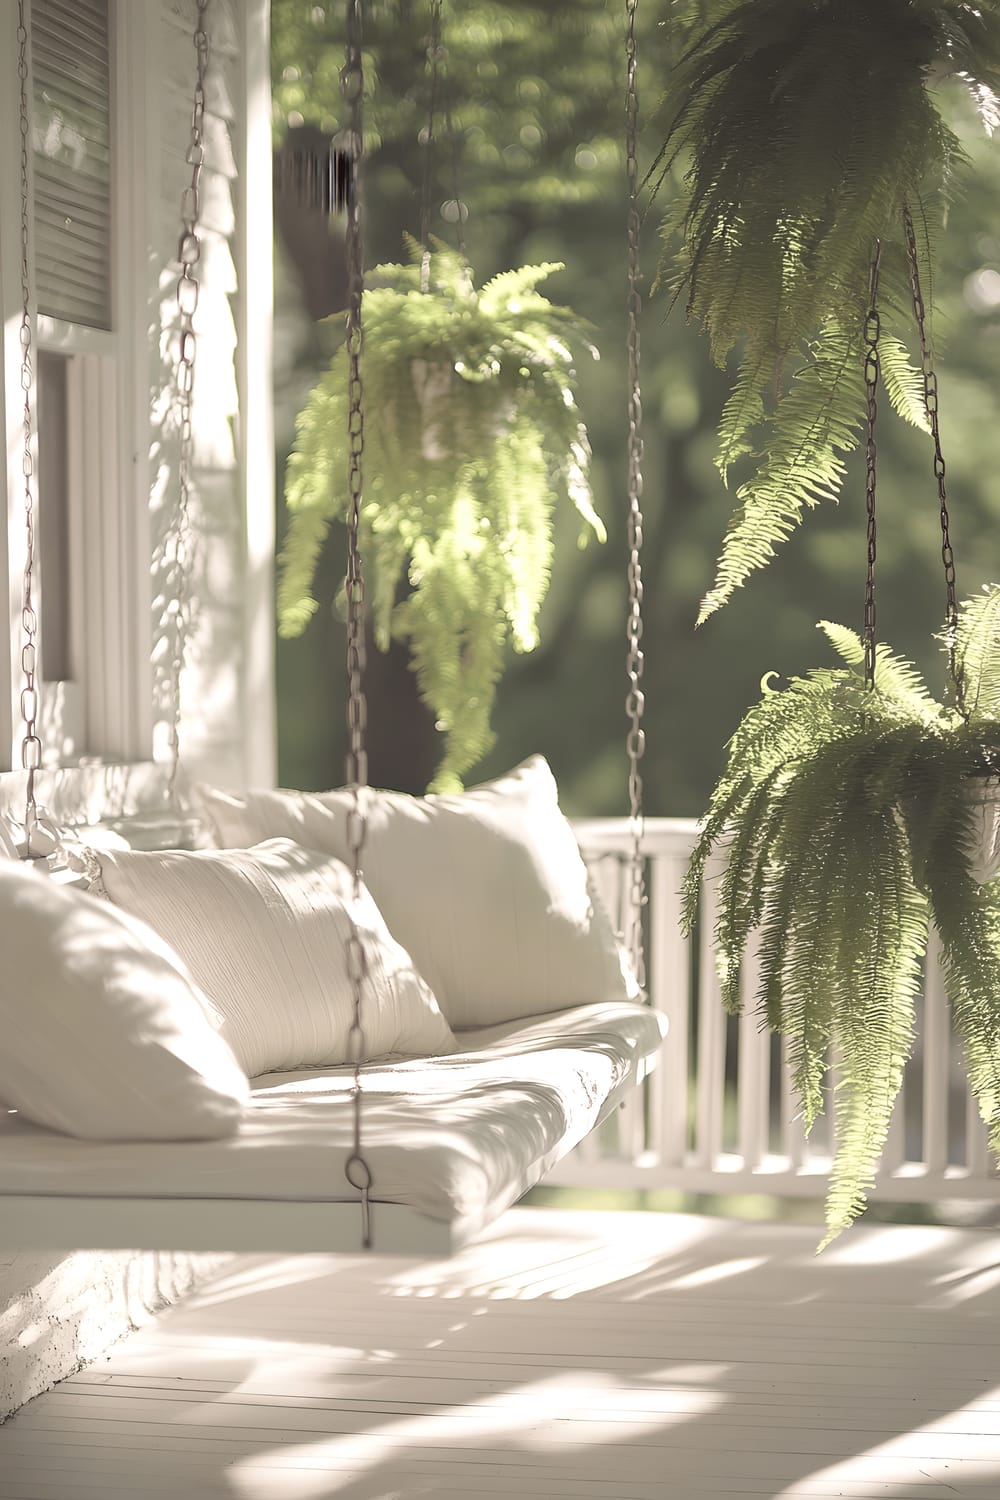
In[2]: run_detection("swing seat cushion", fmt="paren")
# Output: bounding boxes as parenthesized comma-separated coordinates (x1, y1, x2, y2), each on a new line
(0, 999, 666, 1245)
(0, 862, 249, 1142)
(196, 757, 639, 1030)
(84, 838, 457, 1078)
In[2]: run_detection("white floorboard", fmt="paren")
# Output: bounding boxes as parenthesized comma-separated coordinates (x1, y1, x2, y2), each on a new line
(1, 1207, 999, 1499)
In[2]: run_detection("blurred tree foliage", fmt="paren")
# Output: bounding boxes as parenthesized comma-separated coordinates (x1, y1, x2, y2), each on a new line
(271, 0, 1000, 817)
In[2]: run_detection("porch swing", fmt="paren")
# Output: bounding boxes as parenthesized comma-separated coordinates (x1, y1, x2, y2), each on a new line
(0, 0, 666, 1256)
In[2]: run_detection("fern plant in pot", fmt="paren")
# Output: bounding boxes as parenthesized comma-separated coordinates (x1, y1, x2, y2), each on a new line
(278, 244, 605, 793)
(685, 600, 1000, 1244)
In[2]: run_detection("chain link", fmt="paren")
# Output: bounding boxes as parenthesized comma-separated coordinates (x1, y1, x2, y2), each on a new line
(16, 2, 42, 854)
(902, 203, 966, 716)
(862, 240, 881, 692)
(167, 0, 210, 806)
(341, 0, 374, 1250)
(624, 0, 646, 990)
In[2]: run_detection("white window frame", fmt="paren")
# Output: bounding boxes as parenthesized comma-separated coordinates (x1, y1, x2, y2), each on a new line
(0, 0, 276, 799)
(0, 0, 156, 773)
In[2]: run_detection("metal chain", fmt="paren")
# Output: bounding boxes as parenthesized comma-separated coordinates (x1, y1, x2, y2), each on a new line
(624, 0, 647, 990)
(902, 203, 966, 715)
(418, 0, 443, 289)
(862, 240, 882, 692)
(167, 0, 211, 806)
(16, 2, 42, 854)
(341, 0, 374, 1250)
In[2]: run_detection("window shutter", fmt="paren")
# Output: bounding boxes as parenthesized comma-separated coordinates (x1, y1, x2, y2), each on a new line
(32, 0, 113, 331)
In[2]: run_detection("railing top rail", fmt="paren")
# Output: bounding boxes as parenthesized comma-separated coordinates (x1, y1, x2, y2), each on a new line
(571, 815, 700, 856)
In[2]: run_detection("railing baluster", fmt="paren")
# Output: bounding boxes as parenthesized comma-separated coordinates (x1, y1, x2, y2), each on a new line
(590, 852, 624, 941)
(616, 1079, 646, 1162)
(694, 853, 726, 1168)
(923, 928, 950, 1176)
(737, 933, 769, 1170)
(881, 1088, 907, 1177)
(650, 850, 690, 1168)
(780, 1038, 807, 1171)
(967, 1089, 990, 1179)
(565, 817, 998, 1210)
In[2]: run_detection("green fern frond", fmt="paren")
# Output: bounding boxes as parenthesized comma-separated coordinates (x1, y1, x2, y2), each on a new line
(715, 346, 768, 484)
(698, 324, 864, 621)
(817, 620, 864, 670)
(278, 252, 603, 789)
(656, 0, 1000, 611)
(276, 509, 331, 639)
(821, 808, 925, 1246)
(953, 584, 1000, 718)
(922, 770, 1000, 1148)
(879, 334, 932, 432)
(816, 620, 940, 723)
(689, 595, 1000, 1240)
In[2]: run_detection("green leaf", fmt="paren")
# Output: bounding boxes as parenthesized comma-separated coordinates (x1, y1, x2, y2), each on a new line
(698, 325, 865, 622)
(879, 334, 932, 433)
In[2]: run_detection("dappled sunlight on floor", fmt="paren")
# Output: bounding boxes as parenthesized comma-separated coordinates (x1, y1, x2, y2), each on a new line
(1, 1207, 999, 1498)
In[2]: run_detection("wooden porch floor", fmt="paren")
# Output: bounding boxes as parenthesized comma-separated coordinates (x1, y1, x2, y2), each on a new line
(1, 1207, 999, 1500)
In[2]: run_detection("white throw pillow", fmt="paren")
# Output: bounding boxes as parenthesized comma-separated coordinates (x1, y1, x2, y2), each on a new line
(87, 839, 456, 1077)
(0, 862, 248, 1140)
(196, 757, 639, 1028)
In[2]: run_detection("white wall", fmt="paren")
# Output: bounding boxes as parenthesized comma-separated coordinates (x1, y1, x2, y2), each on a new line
(0, 0, 273, 1421)
(0, 1250, 230, 1423)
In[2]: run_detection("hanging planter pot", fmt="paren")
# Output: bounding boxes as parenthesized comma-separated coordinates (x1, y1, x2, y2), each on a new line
(961, 773, 1000, 883)
(278, 244, 605, 793)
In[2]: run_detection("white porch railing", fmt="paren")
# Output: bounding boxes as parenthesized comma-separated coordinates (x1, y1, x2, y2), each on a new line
(564, 817, 1000, 1205)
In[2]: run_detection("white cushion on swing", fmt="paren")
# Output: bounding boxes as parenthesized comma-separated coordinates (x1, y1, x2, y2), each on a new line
(0, 862, 249, 1141)
(196, 756, 639, 1029)
(85, 838, 457, 1078)
(0, 1000, 666, 1244)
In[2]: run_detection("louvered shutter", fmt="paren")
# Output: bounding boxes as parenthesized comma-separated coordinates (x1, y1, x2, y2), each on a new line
(32, 0, 113, 330)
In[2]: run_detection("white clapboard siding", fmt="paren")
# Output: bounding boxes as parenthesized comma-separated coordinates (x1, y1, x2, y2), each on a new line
(649, 848, 690, 1167)
(923, 928, 951, 1174)
(737, 931, 768, 1170)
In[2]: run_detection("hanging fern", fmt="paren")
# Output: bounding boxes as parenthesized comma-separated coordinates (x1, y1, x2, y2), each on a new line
(684, 588, 1000, 1244)
(653, 0, 1000, 619)
(278, 245, 604, 792)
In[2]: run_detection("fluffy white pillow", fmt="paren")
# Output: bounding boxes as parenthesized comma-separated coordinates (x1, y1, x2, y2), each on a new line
(0, 862, 248, 1140)
(196, 757, 638, 1028)
(86, 839, 456, 1077)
